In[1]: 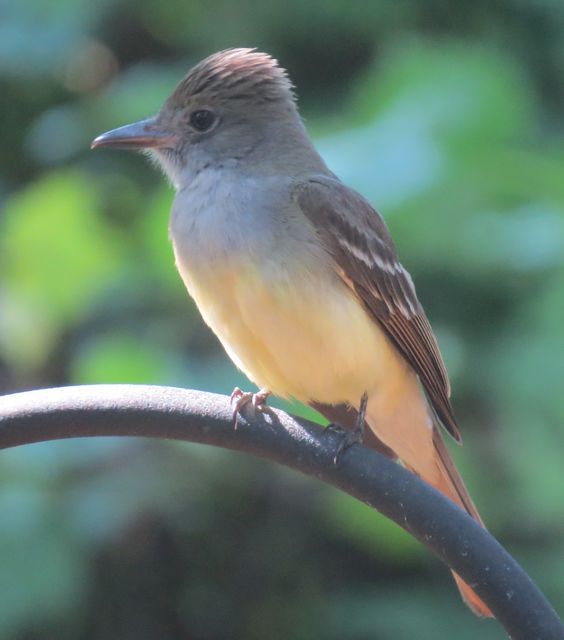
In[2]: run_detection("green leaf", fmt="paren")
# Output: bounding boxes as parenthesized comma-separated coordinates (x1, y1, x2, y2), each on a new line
(70, 332, 172, 384)
(1, 171, 124, 369)
(321, 491, 423, 561)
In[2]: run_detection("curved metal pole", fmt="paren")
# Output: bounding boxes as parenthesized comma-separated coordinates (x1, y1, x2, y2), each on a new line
(0, 384, 562, 640)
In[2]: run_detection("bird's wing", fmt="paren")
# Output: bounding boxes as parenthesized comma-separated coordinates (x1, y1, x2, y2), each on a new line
(294, 175, 461, 442)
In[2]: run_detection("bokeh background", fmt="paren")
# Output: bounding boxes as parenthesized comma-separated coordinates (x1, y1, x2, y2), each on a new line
(1, 1, 564, 638)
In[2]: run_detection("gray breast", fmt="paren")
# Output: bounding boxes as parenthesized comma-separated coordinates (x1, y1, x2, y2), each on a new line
(169, 168, 318, 268)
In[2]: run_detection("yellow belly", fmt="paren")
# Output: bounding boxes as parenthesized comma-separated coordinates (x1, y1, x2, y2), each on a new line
(174, 250, 409, 406)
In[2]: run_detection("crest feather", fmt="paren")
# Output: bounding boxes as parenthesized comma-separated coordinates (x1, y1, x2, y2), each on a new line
(169, 48, 295, 106)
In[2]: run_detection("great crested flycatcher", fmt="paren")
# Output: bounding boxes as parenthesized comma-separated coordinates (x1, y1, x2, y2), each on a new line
(92, 48, 492, 617)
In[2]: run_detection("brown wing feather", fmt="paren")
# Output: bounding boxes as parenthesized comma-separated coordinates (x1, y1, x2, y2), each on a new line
(295, 175, 461, 442)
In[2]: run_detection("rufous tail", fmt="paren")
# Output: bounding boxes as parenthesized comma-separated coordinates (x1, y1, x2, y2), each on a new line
(427, 428, 493, 617)
(314, 379, 493, 617)
(360, 369, 494, 618)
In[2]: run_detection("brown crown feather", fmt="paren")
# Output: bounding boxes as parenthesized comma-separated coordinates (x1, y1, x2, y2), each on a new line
(167, 48, 295, 106)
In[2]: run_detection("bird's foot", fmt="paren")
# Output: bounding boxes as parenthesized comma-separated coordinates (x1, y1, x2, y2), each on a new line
(332, 427, 364, 465)
(327, 392, 368, 464)
(230, 387, 271, 429)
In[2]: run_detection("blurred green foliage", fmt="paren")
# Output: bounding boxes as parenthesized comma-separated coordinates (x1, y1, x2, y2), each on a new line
(1, 1, 564, 638)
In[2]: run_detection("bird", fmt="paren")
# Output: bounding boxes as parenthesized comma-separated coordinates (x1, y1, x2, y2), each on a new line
(92, 48, 492, 617)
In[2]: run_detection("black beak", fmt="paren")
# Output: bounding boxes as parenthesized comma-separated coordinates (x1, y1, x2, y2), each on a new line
(91, 117, 177, 150)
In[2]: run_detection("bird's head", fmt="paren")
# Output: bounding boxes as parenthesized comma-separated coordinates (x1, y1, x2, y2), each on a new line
(92, 48, 304, 187)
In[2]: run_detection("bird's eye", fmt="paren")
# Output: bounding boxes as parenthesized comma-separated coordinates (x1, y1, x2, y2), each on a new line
(189, 109, 216, 132)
